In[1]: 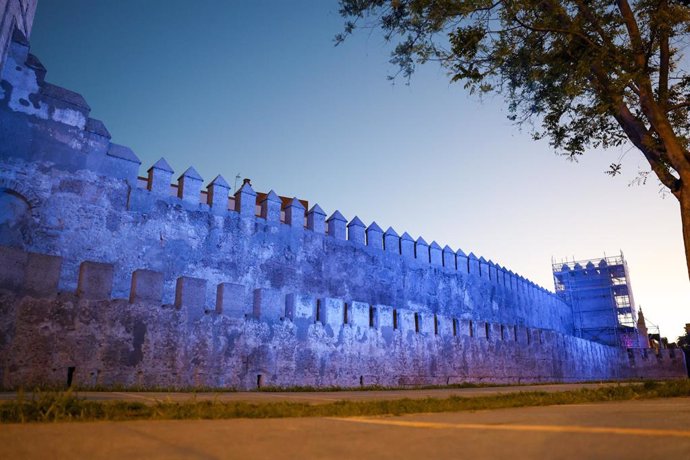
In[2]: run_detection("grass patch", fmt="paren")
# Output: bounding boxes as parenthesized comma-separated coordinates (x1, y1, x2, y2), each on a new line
(2, 380, 689, 424)
(255, 381, 492, 392)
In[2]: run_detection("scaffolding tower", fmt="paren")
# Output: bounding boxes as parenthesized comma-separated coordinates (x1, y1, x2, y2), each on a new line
(552, 252, 640, 347)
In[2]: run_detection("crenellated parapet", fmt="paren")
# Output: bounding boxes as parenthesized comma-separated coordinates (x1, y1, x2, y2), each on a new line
(0, 245, 685, 389)
(0, 142, 569, 336)
(0, 245, 562, 334)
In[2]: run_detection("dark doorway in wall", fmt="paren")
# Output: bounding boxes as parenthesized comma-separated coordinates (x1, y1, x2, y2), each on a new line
(66, 366, 75, 387)
(257, 374, 263, 389)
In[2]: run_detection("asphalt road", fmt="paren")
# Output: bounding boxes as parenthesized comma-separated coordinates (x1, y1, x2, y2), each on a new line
(0, 382, 638, 405)
(3, 397, 690, 459)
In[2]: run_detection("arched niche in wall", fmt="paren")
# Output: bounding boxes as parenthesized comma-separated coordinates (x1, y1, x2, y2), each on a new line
(0, 179, 41, 248)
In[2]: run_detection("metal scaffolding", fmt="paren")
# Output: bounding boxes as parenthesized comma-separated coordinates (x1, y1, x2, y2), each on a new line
(552, 252, 640, 347)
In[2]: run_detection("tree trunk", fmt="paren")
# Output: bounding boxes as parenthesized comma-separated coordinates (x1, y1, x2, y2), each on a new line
(680, 182, 690, 280)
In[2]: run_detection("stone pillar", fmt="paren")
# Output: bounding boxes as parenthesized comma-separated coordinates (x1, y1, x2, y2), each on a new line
(129, 269, 164, 303)
(456, 249, 469, 273)
(366, 222, 383, 249)
(177, 167, 203, 204)
(284, 198, 306, 228)
(479, 256, 490, 278)
(307, 204, 327, 233)
(347, 216, 366, 245)
(217, 283, 247, 317)
(468, 253, 480, 275)
(207, 175, 231, 211)
(442, 245, 456, 270)
(253, 288, 283, 322)
(260, 190, 282, 223)
(400, 232, 415, 258)
(147, 157, 174, 196)
(383, 227, 400, 253)
(175, 276, 207, 320)
(415, 237, 429, 263)
(429, 241, 442, 266)
(77, 261, 114, 300)
(234, 178, 257, 216)
(327, 211, 347, 239)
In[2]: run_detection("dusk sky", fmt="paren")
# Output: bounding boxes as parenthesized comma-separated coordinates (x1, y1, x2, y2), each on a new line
(30, 0, 688, 339)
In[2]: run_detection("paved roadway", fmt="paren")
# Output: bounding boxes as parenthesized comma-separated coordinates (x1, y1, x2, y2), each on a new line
(3, 397, 690, 459)
(0, 382, 638, 405)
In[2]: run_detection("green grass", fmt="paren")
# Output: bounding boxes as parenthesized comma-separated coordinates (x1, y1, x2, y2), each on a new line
(1, 380, 689, 424)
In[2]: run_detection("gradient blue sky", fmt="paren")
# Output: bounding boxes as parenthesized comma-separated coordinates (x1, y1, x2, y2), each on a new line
(30, 0, 688, 339)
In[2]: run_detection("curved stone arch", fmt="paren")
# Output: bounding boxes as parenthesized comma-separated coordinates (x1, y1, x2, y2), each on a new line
(0, 177, 42, 220)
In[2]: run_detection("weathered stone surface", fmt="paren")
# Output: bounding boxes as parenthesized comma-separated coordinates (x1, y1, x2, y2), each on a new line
(235, 180, 257, 216)
(383, 227, 399, 253)
(24, 252, 61, 296)
(130, 269, 163, 303)
(366, 222, 383, 250)
(175, 276, 206, 320)
(306, 204, 326, 234)
(284, 198, 305, 229)
(217, 282, 246, 317)
(429, 241, 442, 266)
(177, 167, 203, 204)
(147, 158, 174, 196)
(77, 261, 113, 300)
(442, 245, 455, 270)
(326, 211, 347, 240)
(253, 288, 282, 322)
(347, 216, 365, 245)
(0, 245, 27, 291)
(400, 232, 415, 259)
(260, 190, 281, 223)
(207, 175, 230, 211)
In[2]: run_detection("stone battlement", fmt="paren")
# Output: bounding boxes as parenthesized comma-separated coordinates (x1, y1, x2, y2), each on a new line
(1, 246, 684, 389)
(0, 245, 565, 341)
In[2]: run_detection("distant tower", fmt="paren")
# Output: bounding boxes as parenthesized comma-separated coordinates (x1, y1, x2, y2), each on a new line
(0, 0, 38, 74)
(636, 308, 650, 349)
(553, 252, 639, 347)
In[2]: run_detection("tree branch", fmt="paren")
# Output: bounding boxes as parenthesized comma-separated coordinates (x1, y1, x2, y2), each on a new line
(667, 100, 690, 112)
(659, 0, 671, 108)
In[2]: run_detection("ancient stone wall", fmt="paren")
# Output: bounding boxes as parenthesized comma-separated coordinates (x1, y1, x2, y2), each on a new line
(0, 16, 686, 389)
(1, 246, 684, 389)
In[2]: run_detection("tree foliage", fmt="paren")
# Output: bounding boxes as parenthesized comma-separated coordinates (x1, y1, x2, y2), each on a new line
(338, 0, 690, 277)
